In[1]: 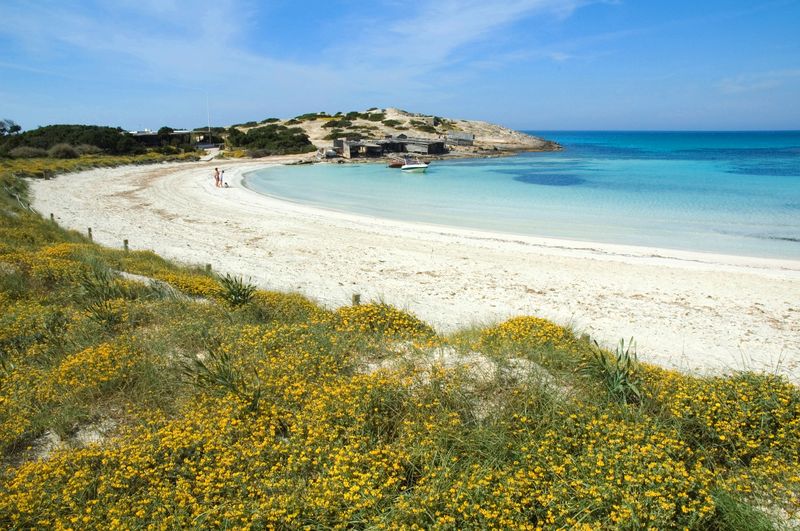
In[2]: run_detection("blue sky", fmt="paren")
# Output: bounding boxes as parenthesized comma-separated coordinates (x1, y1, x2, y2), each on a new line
(1, 0, 799, 131)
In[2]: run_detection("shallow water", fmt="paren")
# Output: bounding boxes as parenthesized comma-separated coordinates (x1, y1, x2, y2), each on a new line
(244, 131, 800, 259)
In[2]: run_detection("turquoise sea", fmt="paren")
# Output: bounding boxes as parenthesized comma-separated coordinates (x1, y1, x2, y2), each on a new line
(244, 131, 800, 259)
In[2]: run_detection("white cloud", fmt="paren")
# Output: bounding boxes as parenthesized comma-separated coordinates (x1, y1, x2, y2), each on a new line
(0, 0, 597, 124)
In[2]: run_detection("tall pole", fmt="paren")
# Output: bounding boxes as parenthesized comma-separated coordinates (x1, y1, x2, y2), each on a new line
(206, 92, 211, 135)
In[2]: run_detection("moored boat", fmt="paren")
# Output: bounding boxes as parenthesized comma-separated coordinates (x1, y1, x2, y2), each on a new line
(400, 159, 429, 173)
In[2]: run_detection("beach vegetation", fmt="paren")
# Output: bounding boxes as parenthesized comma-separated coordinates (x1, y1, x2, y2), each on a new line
(0, 124, 147, 156)
(0, 164, 798, 529)
(226, 124, 316, 155)
(218, 273, 257, 307)
(47, 143, 79, 159)
(7, 146, 48, 158)
(74, 143, 103, 155)
(322, 119, 353, 129)
(382, 119, 402, 127)
(294, 112, 328, 122)
(323, 130, 362, 141)
(582, 338, 643, 405)
(410, 119, 439, 134)
(0, 152, 200, 180)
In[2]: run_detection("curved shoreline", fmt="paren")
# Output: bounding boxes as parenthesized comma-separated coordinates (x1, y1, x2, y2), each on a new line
(239, 167, 799, 275)
(29, 159, 800, 380)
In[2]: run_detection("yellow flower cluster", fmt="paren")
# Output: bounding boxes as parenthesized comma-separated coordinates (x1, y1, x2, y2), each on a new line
(48, 342, 141, 398)
(152, 271, 223, 298)
(0, 340, 143, 451)
(643, 366, 800, 516)
(251, 290, 330, 323)
(480, 315, 576, 352)
(333, 303, 434, 339)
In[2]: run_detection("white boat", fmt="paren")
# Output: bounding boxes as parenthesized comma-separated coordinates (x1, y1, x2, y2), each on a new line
(400, 160, 429, 173)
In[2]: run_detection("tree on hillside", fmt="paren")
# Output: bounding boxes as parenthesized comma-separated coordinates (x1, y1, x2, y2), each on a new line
(0, 119, 21, 136)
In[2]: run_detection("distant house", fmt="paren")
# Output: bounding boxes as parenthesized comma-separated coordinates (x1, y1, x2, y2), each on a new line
(445, 131, 474, 146)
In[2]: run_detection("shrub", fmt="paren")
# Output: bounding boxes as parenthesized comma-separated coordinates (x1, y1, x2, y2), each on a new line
(246, 148, 271, 158)
(410, 121, 438, 134)
(228, 124, 315, 155)
(480, 315, 576, 352)
(218, 274, 256, 307)
(8, 146, 48, 158)
(294, 112, 326, 121)
(47, 143, 79, 159)
(583, 338, 642, 405)
(333, 303, 434, 339)
(323, 130, 363, 141)
(74, 144, 103, 155)
(382, 119, 401, 127)
(322, 119, 352, 129)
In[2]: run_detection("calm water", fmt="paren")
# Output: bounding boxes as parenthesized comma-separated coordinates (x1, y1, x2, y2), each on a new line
(244, 131, 800, 259)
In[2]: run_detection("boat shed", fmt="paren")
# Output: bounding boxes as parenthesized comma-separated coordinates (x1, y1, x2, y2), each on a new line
(446, 131, 475, 146)
(342, 141, 383, 158)
(335, 135, 448, 158)
(377, 135, 447, 155)
(404, 138, 446, 155)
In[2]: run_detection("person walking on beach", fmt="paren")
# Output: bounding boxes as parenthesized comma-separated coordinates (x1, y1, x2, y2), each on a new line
(220, 170, 225, 187)
(213, 167, 220, 187)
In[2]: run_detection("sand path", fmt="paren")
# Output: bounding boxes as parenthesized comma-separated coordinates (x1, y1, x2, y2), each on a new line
(29, 159, 800, 380)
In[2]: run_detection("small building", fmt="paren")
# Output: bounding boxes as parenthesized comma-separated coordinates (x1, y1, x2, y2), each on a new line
(446, 131, 475, 146)
(342, 141, 383, 158)
(404, 138, 446, 155)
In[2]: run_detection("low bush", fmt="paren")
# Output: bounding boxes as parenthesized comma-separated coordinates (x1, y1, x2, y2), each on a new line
(8, 146, 48, 158)
(47, 143, 79, 159)
(74, 144, 103, 155)
(218, 274, 256, 307)
(322, 119, 352, 129)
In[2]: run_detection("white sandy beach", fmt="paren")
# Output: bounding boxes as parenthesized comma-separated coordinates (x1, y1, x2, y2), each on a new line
(29, 159, 800, 380)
